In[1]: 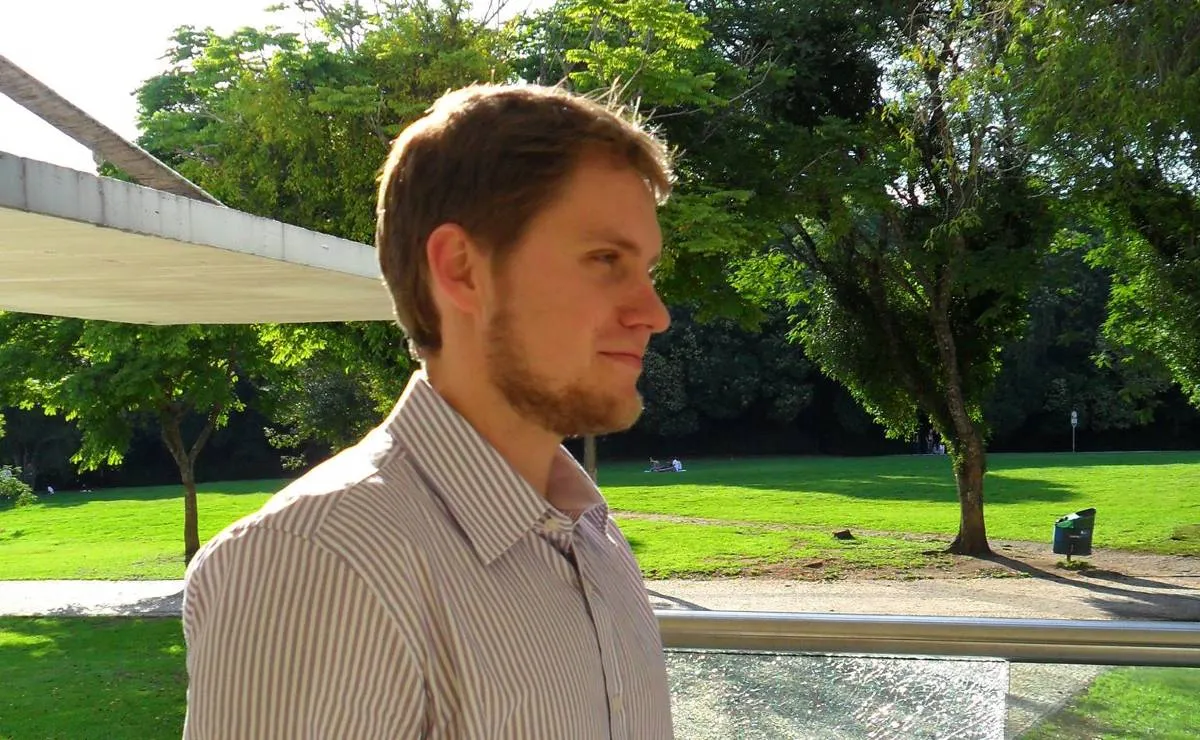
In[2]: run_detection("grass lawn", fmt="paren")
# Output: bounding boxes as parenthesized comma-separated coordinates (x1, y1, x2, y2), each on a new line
(1023, 666, 1200, 739)
(618, 518, 950, 579)
(603, 452, 1200, 554)
(0, 451, 1197, 580)
(0, 480, 279, 580)
(0, 617, 185, 740)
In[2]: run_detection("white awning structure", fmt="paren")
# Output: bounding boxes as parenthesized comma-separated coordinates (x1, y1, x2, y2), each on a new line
(0, 153, 394, 325)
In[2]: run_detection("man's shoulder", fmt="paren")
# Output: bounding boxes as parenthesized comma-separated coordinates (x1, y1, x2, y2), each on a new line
(192, 428, 430, 568)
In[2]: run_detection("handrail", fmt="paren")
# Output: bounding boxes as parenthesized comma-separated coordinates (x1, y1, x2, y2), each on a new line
(655, 610, 1200, 667)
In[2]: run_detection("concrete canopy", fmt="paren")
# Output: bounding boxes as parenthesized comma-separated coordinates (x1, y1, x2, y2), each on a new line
(0, 153, 395, 325)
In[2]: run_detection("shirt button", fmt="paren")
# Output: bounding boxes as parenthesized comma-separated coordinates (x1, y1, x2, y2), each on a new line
(611, 694, 624, 714)
(543, 518, 563, 533)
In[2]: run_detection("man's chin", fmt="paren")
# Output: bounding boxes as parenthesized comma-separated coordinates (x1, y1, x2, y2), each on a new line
(573, 397, 643, 436)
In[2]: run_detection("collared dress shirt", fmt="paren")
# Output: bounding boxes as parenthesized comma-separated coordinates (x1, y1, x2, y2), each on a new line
(182, 371, 673, 739)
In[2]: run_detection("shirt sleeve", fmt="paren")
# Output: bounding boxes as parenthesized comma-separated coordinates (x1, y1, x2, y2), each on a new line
(181, 525, 425, 739)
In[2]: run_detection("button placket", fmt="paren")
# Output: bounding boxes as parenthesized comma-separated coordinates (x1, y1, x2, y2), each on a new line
(574, 531, 628, 740)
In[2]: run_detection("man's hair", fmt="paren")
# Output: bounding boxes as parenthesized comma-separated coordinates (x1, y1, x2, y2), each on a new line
(375, 83, 674, 356)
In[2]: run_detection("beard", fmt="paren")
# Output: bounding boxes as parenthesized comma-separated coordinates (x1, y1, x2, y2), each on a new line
(484, 305, 644, 437)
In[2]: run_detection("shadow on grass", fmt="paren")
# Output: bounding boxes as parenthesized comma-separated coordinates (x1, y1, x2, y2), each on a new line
(0, 616, 186, 740)
(983, 554, 1200, 621)
(609, 459, 1077, 504)
(29, 478, 287, 508)
(603, 451, 1200, 506)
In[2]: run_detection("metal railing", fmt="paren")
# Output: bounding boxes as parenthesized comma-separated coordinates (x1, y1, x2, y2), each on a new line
(656, 610, 1200, 667)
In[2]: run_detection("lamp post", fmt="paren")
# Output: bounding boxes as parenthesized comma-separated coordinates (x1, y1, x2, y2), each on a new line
(1071, 410, 1078, 453)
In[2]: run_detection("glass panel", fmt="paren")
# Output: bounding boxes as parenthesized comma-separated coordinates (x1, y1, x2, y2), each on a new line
(666, 650, 1009, 739)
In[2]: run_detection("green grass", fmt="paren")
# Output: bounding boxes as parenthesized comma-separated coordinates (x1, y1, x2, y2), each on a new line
(0, 479, 279, 579)
(1023, 667, 1200, 739)
(0, 617, 185, 740)
(618, 519, 949, 579)
(1, 451, 1197, 580)
(602, 452, 1200, 555)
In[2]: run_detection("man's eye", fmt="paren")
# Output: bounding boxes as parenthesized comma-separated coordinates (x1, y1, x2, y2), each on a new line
(593, 252, 620, 266)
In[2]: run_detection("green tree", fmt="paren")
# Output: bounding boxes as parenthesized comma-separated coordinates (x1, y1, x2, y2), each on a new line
(0, 314, 272, 563)
(257, 322, 415, 467)
(706, 1, 1056, 554)
(138, 0, 510, 242)
(0, 407, 80, 488)
(513, 0, 778, 325)
(639, 308, 815, 438)
(131, 0, 503, 464)
(1018, 0, 1200, 404)
(986, 234, 1170, 447)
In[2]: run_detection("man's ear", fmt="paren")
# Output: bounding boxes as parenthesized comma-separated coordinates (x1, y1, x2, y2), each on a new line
(426, 223, 486, 316)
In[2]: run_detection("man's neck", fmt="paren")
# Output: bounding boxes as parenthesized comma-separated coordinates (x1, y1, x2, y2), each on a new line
(422, 359, 561, 498)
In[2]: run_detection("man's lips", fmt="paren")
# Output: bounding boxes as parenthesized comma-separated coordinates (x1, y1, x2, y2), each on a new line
(600, 351, 644, 370)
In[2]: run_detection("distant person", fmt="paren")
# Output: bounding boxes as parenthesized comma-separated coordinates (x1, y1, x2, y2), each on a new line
(45, 485, 54, 495)
(181, 84, 675, 738)
(672, 458, 683, 472)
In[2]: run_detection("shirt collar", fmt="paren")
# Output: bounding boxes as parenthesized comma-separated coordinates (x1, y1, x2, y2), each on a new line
(387, 370, 604, 565)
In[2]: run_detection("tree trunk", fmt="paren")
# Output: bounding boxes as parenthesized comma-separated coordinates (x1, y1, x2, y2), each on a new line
(181, 461, 201, 564)
(929, 283, 991, 556)
(948, 430, 990, 555)
(583, 434, 598, 483)
(160, 405, 220, 566)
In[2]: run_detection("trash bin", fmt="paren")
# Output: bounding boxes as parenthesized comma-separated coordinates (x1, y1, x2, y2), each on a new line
(1052, 507, 1096, 557)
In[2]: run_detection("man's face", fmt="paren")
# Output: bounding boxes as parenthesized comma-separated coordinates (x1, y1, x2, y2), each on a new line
(482, 153, 670, 437)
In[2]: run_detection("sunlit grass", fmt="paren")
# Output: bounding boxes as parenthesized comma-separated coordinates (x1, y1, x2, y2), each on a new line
(0, 617, 185, 740)
(2, 452, 1197, 580)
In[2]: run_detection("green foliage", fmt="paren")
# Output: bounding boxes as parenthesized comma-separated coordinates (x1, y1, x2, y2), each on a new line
(0, 314, 268, 474)
(0, 466, 36, 508)
(257, 322, 415, 466)
(512, 0, 779, 322)
(558, 0, 721, 108)
(137, 0, 510, 243)
(986, 232, 1171, 442)
(1018, 0, 1200, 405)
(129, 2, 504, 462)
(639, 308, 815, 437)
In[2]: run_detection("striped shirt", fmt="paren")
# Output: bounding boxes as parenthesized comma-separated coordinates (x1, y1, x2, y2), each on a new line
(181, 371, 673, 739)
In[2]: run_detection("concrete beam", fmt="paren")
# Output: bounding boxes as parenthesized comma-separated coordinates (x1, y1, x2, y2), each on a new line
(0, 152, 395, 325)
(0, 53, 220, 204)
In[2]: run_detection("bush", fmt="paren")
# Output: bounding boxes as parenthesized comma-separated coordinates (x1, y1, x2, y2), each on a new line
(0, 466, 37, 507)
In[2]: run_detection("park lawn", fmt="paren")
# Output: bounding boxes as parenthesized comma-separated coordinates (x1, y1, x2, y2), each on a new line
(1, 452, 1197, 580)
(1024, 666, 1200, 740)
(616, 519, 949, 579)
(0, 617, 185, 740)
(602, 451, 1200, 556)
(0, 480, 280, 580)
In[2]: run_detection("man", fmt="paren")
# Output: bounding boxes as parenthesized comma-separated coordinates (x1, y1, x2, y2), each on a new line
(182, 83, 676, 739)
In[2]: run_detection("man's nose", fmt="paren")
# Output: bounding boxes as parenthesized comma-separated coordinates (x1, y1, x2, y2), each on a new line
(624, 277, 671, 334)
